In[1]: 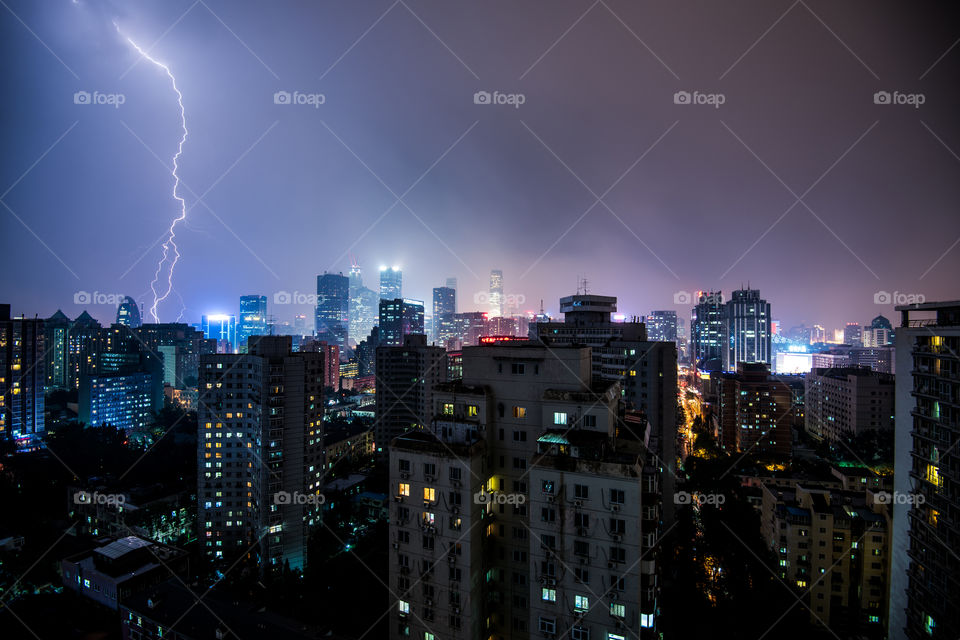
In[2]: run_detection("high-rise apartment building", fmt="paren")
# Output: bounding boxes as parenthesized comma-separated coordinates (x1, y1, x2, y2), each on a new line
(645, 310, 677, 343)
(379, 298, 425, 347)
(890, 301, 960, 639)
(0, 304, 45, 448)
(691, 290, 725, 370)
(804, 367, 895, 442)
(374, 334, 446, 450)
(67, 311, 103, 390)
(316, 273, 349, 353)
(717, 362, 792, 457)
(432, 287, 456, 345)
(844, 322, 862, 346)
(723, 288, 772, 371)
(387, 342, 664, 639)
(197, 336, 324, 573)
(380, 266, 403, 300)
(237, 295, 268, 352)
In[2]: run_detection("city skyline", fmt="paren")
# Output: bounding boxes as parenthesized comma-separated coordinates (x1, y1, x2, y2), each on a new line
(2, 1, 958, 330)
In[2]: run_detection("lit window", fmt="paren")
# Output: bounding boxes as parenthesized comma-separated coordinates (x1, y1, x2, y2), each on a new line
(442, 403, 454, 415)
(541, 587, 556, 602)
(423, 487, 436, 502)
(422, 512, 435, 526)
(398, 600, 409, 614)
(610, 603, 625, 618)
(554, 412, 567, 425)
(467, 404, 479, 417)
(574, 595, 589, 610)
(513, 406, 526, 419)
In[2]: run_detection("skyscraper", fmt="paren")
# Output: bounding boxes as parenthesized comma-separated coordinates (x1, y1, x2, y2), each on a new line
(315, 272, 349, 353)
(432, 286, 456, 345)
(237, 295, 268, 352)
(200, 314, 238, 353)
(0, 304, 45, 448)
(379, 266, 402, 300)
(488, 269, 503, 317)
(843, 322, 862, 346)
(44, 310, 71, 390)
(197, 336, 324, 573)
(378, 298, 424, 347)
(863, 315, 894, 347)
(890, 301, 960, 639)
(646, 310, 678, 342)
(348, 263, 378, 346)
(115, 296, 142, 328)
(691, 290, 725, 370)
(723, 287, 772, 371)
(445, 277, 458, 311)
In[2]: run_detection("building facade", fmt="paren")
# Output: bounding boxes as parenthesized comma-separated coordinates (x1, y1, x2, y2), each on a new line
(316, 272, 350, 353)
(723, 287, 772, 371)
(804, 367, 895, 442)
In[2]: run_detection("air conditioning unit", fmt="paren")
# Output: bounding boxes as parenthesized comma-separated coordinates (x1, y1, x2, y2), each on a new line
(452, 506, 460, 514)
(546, 494, 555, 503)
(611, 504, 620, 512)
(610, 592, 619, 601)
(400, 471, 410, 479)
(612, 534, 622, 542)
(425, 475, 435, 483)
(574, 499, 583, 508)
(451, 479, 461, 488)
(448, 555, 456, 564)
(574, 611, 584, 618)
(607, 562, 614, 568)
(392, 542, 399, 549)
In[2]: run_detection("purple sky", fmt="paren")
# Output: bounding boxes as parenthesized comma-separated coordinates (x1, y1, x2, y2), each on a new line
(2, 0, 958, 332)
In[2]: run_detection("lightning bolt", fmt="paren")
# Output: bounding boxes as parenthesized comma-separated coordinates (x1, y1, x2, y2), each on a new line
(117, 24, 188, 323)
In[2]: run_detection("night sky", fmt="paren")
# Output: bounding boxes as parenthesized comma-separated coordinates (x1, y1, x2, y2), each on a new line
(1, 0, 958, 330)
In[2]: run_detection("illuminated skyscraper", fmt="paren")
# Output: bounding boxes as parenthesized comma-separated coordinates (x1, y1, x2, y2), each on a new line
(445, 277, 458, 311)
(44, 310, 71, 390)
(378, 298, 424, 346)
(488, 269, 503, 317)
(238, 295, 268, 352)
(348, 264, 378, 347)
(432, 286, 456, 345)
(723, 288, 772, 371)
(316, 272, 349, 352)
(843, 322, 862, 346)
(691, 291, 725, 370)
(379, 266, 402, 300)
(200, 314, 237, 353)
(646, 310, 678, 342)
(115, 296, 142, 328)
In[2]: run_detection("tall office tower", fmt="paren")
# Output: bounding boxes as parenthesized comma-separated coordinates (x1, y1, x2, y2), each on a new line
(445, 277, 458, 311)
(863, 315, 894, 347)
(890, 301, 960, 639)
(379, 298, 425, 347)
(293, 314, 307, 333)
(488, 269, 504, 317)
(716, 362, 792, 456)
(0, 305, 45, 448)
(810, 324, 827, 344)
(676, 317, 689, 362)
(454, 311, 487, 347)
(691, 290, 725, 370)
(804, 367, 895, 442)
(432, 286, 456, 345)
(67, 311, 103, 390)
(44, 310, 71, 390)
(201, 314, 238, 353)
(843, 322, 862, 346)
(115, 296, 142, 328)
(348, 264, 378, 347)
(645, 310, 678, 342)
(531, 294, 678, 525)
(315, 272, 350, 353)
(380, 266, 402, 300)
(723, 288, 772, 371)
(197, 336, 324, 573)
(134, 323, 207, 388)
(374, 334, 446, 450)
(237, 295, 268, 352)
(388, 343, 664, 639)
